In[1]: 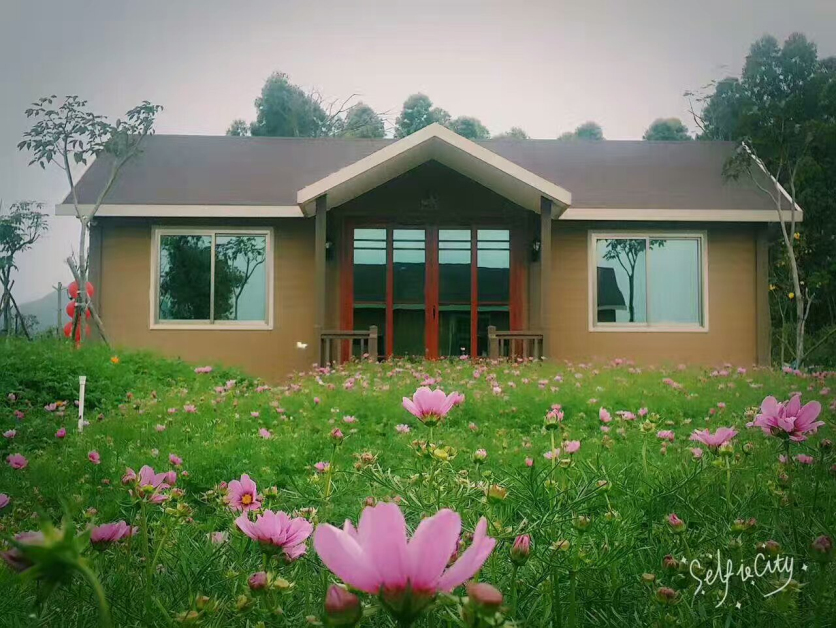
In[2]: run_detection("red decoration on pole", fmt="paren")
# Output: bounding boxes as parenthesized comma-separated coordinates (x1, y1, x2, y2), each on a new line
(65, 302, 91, 320)
(62, 322, 90, 342)
(67, 281, 94, 299)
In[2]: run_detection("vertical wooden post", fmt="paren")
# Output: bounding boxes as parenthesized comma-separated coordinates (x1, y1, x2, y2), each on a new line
(315, 195, 327, 365)
(755, 226, 771, 366)
(539, 197, 552, 358)
(369, 325, 378, 361)
(488, 325, 498, 359)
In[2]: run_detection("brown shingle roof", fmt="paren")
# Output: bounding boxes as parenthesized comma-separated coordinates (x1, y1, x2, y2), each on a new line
(67, 135, 776, 211)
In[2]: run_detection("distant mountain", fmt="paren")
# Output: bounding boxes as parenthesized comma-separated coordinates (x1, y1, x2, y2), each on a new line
(18, 289, 69, 335)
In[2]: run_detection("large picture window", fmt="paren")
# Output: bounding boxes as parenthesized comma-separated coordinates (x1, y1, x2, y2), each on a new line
(591, 232, 706, 331)
(152, 227, 272, 329)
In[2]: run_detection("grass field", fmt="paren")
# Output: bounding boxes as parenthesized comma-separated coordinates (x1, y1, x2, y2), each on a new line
(0, 339, 834, 627)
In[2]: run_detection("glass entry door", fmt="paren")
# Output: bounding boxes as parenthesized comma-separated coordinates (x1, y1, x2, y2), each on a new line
(350, 226, 513, 359)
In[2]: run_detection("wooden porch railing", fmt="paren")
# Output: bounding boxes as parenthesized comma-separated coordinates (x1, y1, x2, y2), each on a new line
(487, 326, 545, 360)
(319, 326, 378, 366)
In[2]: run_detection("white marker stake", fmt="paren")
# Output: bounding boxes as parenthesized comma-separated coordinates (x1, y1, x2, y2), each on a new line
(78, 375, 87, 433)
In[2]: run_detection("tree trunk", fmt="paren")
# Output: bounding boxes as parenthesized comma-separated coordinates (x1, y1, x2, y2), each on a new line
(627, 273, 635, 323)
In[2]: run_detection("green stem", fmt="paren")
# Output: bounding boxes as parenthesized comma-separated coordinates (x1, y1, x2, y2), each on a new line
(642, 435, 648, 474)
(551, 566, 563, 628)
(77, 561, 113, 628)
(725, 456, 732, 505)
(569, 547, 578, 628)
(510, 564, 519, 617)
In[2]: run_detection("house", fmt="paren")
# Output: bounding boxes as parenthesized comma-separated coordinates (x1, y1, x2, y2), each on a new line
(59, 124, 793, 380)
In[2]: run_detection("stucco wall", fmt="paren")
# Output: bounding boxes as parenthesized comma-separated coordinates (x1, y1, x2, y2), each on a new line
(548, 222, 759, 366)
(96, 218, 319, 380)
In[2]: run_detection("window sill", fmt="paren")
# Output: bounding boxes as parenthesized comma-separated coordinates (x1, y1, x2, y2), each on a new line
(590, 325, 708, 333)
(150, 323, 274, 332)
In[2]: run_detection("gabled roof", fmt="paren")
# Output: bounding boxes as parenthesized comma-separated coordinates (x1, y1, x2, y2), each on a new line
(296, 123, 571, 215)
(61, 127, 794, 222)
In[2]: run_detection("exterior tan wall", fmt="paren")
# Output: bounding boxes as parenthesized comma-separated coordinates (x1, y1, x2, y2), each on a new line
(97, 218, 319, 381)
(548, 222, 759, 366)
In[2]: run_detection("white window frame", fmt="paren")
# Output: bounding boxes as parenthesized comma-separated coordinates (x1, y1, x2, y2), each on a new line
(588, 230, 709, 333)
(150, 226, 274, 331)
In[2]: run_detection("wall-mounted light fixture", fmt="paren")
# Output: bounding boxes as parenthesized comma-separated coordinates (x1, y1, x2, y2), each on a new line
(531, 238, 541, 262)
(325, 240, 334, 260)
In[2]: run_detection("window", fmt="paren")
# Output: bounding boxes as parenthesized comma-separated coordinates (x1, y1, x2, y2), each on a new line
(591, 232, 706, 331)
(152, 227, 273, 329)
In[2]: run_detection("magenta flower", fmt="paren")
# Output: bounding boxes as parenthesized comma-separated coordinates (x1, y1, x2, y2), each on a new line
(227, 473, 262, 512)
(667, 513, 686, 533)
(235, 509, 313, 560)
(0, 531, 44, 572)
(402, 387, 462, 426)
(7, 454, 27, 469)
(690, 447, 704, 460)
(563, 440, 581, 454)
(395, 424, 411, 434)
(169, 453, 183, 466)
(0, 494, 9, 509)
(3, 430, 16, 439)
(90, 521, 137, 548)
(656, 430, 675, 442)
(127, 465, 176, 503)
(313, 503, 495, 622)
(794, 454, 815, 465)
(689, 427, 738, 449)
(750, 394, 824, 442)
(55, 427, 66, 439)
(258, 428, 272, 439)
(314, 461, 331, 474)
(599, 408, 612, 423)
(88, 451, 101, 465)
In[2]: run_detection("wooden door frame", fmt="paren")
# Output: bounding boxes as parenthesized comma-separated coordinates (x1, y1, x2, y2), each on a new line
(341, 220, 525, 359)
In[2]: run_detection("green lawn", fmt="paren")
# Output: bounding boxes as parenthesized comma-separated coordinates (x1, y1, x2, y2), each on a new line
(0, 339, 834, 627)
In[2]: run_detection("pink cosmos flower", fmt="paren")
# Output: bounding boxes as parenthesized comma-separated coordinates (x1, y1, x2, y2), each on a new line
(690, 447, 704, 460)
(343, 415, 358, 424)
(126, 465, 176, 503)
(194, 366, 213, 374)
(235, 509, 313, 560)
(88, 451, 101, 465)
(395, 424, 411, 434)
(183, 404, 197, 414)
(563, 440, 581, 454)
(313, 502, 496, 618)
(599, 408, 612, 423)
(314, 461, 331, 474)
(525, 457, 534, 467)
(13, 410, 24, 420)
(210, 531, 228, 544)
(0, 531, 44, 572)
(543, 448, 560, 460)
(0, 494, 9, 509)
(258, 428, 272, 439)
(402, 387, 463, 426)
(794, 454, 814, 465)
(3, 430, 16, 439)
(7, 453, 27, 469)
(90, 521, 137, 547)
(227, 474, 262, 512)
(55, 427, 66, 439)
(169, 453, 183, 466)
(750, 394, 824, 442)
(656, 431, 675, 442)
(689, 427, 738, 449)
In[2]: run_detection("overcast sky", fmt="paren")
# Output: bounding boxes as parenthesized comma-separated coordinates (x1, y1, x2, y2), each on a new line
(2, 0, 835, 303)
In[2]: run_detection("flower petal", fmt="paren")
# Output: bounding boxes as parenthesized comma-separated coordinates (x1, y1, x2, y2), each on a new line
(407, 508, 461, 590)
(437, 518, 496, 592)
(314, 523, 381, 593)
(357, 503, 409, 590)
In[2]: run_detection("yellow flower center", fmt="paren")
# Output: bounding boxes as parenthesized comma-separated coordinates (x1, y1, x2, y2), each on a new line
(241, 494, 253, 505)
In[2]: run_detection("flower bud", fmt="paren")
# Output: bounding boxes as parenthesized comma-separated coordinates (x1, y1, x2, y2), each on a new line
(662, 554, 680, 572)
(655, 587, 679, 605)
(819, 439, 832, 451)
(811, 535, 833, 562)
(719, 443, 734, 457)
(324, 585, 362, 627)
(666, 513, 686, 534)
(473, 449, 488, 464)
(248, 571, 269, 591)
(510, 535, 531, 566)
(573, 514, 592, 531)
(742, 442, 754, 455)
(466, 582, 503, 611)
(487, 485, 507, 503)
(757, 540, 781, 557)
(642, 572, 656, 584)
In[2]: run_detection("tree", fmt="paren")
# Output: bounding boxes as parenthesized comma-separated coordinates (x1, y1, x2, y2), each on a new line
(688, 33, 836, 365)
(558, 121, 604, 140)
(215, 236, 266, 319)
(643, 118, 692, 141)
(601, 239, 664, 322)
(19, 96, 162, 345)
(494, 127, 529, 139)
(248, 72, 332, 137)
(226, 119, 250, 137)
(449, 116, 490, 140)
(0, 201, 48, 338)
(341, 103, 385, 139)
(394, 94, 450, 138)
